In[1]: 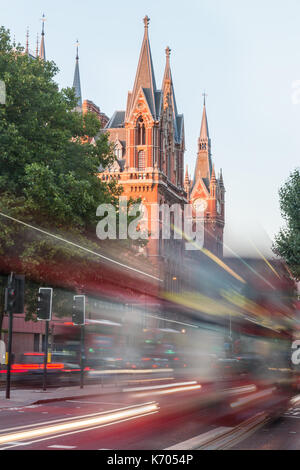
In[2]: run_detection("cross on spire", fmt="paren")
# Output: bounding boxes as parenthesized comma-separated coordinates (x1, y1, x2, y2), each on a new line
(202, 91, 208, 106)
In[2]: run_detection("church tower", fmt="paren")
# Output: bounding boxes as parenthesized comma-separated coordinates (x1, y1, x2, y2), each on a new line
(101, 16, 186, 262)
(190, 98, 225, 257)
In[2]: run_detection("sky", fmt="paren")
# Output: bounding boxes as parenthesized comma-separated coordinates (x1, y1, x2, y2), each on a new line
(1, 0, 299, 257)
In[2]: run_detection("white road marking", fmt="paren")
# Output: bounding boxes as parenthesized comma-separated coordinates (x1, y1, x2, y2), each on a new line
(166, 427, 232, 450)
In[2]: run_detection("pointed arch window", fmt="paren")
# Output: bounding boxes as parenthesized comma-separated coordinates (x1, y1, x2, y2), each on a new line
(137, 116, 146, 145)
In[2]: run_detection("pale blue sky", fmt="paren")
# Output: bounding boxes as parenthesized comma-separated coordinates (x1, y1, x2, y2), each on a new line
(2, 0, 300, 256)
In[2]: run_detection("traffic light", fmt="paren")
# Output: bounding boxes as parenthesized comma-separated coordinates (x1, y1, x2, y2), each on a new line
(4, 274, 25, 314)
(72, 295, 85, 326)
(37, 288, 53, 321)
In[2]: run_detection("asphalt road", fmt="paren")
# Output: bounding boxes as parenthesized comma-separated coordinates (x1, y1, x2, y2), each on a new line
(0, 385, 299, 450)
(232, 398, 300, 450)
(0, 390, 220, 450)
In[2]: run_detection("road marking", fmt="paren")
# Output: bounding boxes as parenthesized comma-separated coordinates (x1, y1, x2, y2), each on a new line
(166, 427, 232, 450)
(166, 412, 269, 450)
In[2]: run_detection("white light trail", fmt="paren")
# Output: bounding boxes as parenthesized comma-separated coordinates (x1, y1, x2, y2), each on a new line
(0, 402, 159, 445)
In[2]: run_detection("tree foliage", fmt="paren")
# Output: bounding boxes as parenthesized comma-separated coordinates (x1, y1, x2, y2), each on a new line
(273, 168, 300, 280)
(0, 27, 132, 326)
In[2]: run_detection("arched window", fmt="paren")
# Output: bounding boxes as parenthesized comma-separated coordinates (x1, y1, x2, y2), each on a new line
(138, 150, 146, 171)
(137, 116, 146, 145)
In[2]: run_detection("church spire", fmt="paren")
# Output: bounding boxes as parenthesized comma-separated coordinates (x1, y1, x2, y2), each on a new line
(25, 28, 29, 55)
(199, 93, 209, 139)
(184, 164, 191, 199)
(73, 40, 82, 111)
(36, 34, 39, 58)
(126, 16, 157, 119)
(193, 95, 212, 184)
(39, 13, 46, 60)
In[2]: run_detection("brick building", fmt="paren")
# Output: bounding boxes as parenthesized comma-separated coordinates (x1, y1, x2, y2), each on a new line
(99, 16, 225, 264)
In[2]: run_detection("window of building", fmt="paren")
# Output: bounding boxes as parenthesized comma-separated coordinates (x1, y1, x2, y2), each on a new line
(137, 116, 146, 145)
(138, 150, 146, 171)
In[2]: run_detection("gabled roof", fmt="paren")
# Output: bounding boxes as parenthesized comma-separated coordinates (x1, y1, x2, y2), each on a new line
(105, 111, 125, 129)
(190, 175, 210, 200)
(126, 16, 158, 120)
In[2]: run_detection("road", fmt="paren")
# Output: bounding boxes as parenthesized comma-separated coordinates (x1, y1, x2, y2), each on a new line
(232, 397, 300, 450)
(0, 382, 299, 450)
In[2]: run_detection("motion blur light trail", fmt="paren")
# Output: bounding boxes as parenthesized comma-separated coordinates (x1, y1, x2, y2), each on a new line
(230, 388, 276, 409)
(0, 402, 159, 446)
(124, 380, 198, 392)
(130, 382, 202, 398)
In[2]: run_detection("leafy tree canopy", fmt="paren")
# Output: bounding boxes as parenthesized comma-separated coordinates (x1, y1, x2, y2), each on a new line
(0, 27, 136, 324)
(273, 168, 300, 281)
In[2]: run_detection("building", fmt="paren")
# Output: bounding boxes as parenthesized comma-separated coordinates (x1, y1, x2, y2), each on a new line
(99, 16, 225, 265)
(185, 98, 225, 258)
(99, 16, 186, 272)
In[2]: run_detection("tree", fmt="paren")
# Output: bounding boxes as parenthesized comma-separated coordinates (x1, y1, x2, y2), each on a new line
(0, 27, 135, 330)
(273, 168, 300, 280)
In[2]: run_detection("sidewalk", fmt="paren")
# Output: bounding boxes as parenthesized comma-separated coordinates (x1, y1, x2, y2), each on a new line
(0, 383, 122, 409)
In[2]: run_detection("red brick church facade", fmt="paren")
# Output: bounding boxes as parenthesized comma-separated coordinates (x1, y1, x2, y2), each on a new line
(99, 16, 225, 261)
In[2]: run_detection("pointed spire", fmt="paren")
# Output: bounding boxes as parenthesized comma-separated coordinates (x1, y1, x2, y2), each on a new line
(36, 34, 39, 57)
(126, 16, 157, 118)
(164, 46, 171, 80)
(200, 93, 209, 140)
(211, 164, 216, 183)
(184, 164, 191, 198)
(73, 39, 82, 111)
(162, 45, 180, 142)
(39, 13, 46, 60)
(184, 164, 189, 184)
(193, 97, 212, 184)
(219, 168, 224, 188)
(25, 28, 29, 55)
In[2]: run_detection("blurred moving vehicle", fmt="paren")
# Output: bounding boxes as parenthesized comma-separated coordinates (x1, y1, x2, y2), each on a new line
(0, 352, 83, 386)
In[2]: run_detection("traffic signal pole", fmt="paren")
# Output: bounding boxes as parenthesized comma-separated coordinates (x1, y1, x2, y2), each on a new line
(4, 273, 25, 399)
(37, 288, 53, 391)
(43, 321, 49, 391)
(80, 324, 85, 389)
(5, 273, 14, 400)
(72, 295, 86, 389)
(5, 309, 13, 399)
